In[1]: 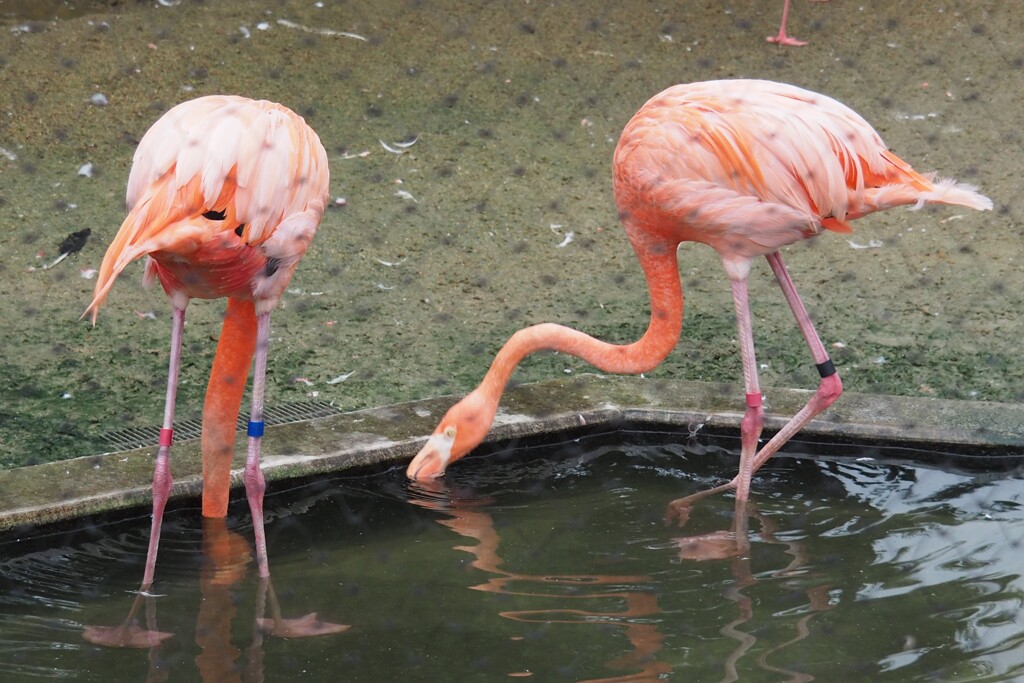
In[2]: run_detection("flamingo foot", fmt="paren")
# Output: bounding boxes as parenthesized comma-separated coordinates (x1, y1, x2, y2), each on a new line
(766, 34, 808, 47)
(675, 530, 743, 562)
(83, 622, 174, 649)
(664, 480, 736, 528)
(664, 499, 694, 527)
(256, 612, 351, 638)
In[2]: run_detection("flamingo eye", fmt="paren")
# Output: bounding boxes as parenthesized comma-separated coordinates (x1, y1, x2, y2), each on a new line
(443, 426, 456, 439)
(202, 209, 227, 220)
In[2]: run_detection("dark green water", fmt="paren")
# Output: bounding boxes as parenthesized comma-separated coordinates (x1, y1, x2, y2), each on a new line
(1, 432, 1022, 681)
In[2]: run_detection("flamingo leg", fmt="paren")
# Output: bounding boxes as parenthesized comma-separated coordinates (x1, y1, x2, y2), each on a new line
(742, 253, 842, 476)
(766, 0, 809, 46)
(666, 260, 764, 519)
(142, 305, 187, 590)
(728, 274, 767, 503)
(245, 312, 272, 578)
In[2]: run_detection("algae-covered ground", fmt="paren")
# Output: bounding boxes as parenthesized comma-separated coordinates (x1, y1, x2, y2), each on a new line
(0, 0, 1019, 467)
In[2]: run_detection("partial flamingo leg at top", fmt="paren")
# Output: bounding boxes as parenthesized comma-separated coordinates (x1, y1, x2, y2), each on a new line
(84, 95, 330, 589)
(767, 0, 830, 47)
(405, 79, 992, 507)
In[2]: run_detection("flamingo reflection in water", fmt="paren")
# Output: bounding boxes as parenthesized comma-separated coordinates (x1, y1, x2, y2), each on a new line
(84, 518, 348, 678)
(410, 479, 670, 682)
(411, 478, 832, 682)
(677, 497, 832, 683)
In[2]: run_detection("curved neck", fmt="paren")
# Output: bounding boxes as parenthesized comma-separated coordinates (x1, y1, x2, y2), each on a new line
(201, 297, 257, 518)
(479, 241, 683, 401)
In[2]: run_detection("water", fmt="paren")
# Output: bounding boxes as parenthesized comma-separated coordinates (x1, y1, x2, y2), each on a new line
(1, 432, 1022, 681)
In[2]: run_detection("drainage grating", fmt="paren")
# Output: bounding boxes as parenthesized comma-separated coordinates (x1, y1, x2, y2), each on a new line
(99, 401, 343, 452)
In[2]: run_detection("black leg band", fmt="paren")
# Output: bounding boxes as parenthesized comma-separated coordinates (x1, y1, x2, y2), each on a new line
(816, 358, 837, 378)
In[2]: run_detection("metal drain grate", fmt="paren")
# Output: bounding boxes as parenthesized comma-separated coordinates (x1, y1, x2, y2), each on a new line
(99, 400, 343, 452)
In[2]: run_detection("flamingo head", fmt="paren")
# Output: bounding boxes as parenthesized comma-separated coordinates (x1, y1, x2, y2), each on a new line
(406, 390, 495, 481)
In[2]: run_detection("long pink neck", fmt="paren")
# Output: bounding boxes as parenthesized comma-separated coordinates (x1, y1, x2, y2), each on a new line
(201, 297, 256, 518)
(478, 240, 683, 403)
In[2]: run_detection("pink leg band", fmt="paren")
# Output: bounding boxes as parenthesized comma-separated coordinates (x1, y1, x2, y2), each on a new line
(745, 392, 763, 408)
(159, 428, 174, 447)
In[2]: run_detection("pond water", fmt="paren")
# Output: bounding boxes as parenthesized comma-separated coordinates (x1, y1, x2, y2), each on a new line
(2, 431, 1022, 681)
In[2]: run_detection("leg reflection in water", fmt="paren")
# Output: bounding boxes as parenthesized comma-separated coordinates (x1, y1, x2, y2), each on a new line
(82, 591, 173, 661)
(673, 497, 833, 683)
(408, 479, 671, 683)
(84, 516, 348, 681)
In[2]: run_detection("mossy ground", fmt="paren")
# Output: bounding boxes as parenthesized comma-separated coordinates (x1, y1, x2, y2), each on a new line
(0, 0, 1019, 467)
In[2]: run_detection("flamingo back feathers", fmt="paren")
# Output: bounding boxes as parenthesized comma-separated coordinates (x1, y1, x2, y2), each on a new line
(85, 95, 329, 323)
(613, 80, 991, 257)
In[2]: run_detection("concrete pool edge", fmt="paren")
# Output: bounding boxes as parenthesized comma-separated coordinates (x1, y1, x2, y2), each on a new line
(2, 374, 1022, 531)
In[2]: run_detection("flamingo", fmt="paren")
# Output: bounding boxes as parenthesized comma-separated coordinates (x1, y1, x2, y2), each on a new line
(767, 0, 829, 47)
(84, 95, 330, 588)
(406, 79, 992, 504)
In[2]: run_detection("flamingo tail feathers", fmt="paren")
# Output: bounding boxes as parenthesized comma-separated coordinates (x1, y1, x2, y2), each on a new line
(912, 177, 993, 212)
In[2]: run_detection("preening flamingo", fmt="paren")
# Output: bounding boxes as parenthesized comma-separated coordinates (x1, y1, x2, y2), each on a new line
(406, 79, 992, 503)
(768, 0, 829, 47)
(84, 95, 329, 587)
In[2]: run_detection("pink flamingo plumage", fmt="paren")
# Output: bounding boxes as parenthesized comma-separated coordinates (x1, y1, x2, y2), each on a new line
(406, 79, 992, 503)
(84, 95, 329, 588)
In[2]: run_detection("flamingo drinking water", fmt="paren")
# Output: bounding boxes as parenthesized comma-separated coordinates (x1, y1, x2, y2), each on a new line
(406, 79, 992, 503)
(85, 95, 329, 587)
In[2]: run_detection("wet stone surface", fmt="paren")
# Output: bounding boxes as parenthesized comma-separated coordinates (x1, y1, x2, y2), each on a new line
(1, 375, 1022, 530)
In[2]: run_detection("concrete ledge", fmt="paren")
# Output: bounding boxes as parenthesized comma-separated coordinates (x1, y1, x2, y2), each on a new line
(1, 375, 1022, 531)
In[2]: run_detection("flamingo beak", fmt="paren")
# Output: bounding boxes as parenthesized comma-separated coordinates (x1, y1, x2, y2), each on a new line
(406, 433, 454, 481)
